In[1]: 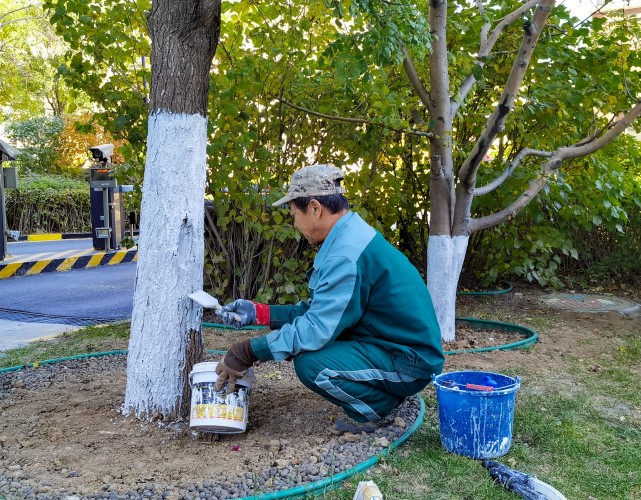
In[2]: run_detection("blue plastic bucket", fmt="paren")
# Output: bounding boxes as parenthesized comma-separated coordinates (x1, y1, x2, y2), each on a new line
(433, 371, 520, 459)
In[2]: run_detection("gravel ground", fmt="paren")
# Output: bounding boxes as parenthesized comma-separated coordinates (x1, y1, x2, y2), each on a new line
(0, 354, 421, 499)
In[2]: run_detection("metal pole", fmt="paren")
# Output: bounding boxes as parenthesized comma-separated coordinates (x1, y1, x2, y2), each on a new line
(0, 164, 6, 261)
(102, 187, 110, 252)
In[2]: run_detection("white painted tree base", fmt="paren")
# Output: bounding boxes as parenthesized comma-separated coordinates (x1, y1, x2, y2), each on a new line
(123, 111, 207, 418)
(427, 235, 469, 342)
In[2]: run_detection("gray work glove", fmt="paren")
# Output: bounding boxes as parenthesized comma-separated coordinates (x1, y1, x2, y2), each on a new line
(218, 299, 257, 329)
(214, 340, 257, 393)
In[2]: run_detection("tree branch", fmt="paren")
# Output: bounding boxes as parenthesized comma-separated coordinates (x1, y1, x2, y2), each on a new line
(0, 2, 42, 32)
(475, 0, 490, 48)
(557, 102, 641, 159)
(452, 0, 556, 236)
(279, 98, 370, 124)
(452, 0, 540, 115)
(572, 115, 616, 147)
(0, 15, 43, 30)
(217, 41, 234, 67)
(572, 0, 613, 27)
(401, 46, 431, 109)
(0, 3, 40, 22)
(470, 101, 641, 232)
(457, 0, 555, 192)
(204, 204, 231, 272)
(278, 98, 434, 138)
(474, 147, 552, 196)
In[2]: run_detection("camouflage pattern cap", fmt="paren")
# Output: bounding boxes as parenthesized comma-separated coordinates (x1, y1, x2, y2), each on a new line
(272, 164, 346, 207)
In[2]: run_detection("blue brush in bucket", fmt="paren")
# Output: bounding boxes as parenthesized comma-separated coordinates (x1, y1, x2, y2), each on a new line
(432, 371, 521, 459)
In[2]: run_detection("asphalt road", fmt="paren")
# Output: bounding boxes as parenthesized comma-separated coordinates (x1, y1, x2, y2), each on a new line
(0, 263, 136, 322)
(1, 241, 136, 351)
(7, 238, 96, 255)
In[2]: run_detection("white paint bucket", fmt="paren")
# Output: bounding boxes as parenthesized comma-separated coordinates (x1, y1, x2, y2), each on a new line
(189, 361, 255, 434)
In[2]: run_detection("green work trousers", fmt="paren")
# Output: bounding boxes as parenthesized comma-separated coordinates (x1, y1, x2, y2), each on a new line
(293, 340, 431, 423)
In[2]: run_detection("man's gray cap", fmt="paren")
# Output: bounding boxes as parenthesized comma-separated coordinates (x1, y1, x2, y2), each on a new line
(273, 164, 346, 207)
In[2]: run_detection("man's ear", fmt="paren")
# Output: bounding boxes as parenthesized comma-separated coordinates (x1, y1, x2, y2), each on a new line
(310, 199, 321, 218)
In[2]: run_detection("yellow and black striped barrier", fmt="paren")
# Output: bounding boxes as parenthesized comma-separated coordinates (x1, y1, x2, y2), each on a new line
(0, 248, 138, 279)
(17, 233, 92, 242)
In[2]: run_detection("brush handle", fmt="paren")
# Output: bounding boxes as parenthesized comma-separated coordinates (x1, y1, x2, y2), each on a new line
(440, 380, 495, 391)
(465, 383, 494, 391)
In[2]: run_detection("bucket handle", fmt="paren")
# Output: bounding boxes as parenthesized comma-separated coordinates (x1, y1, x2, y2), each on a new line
(189, 362, 220, 388)
(432, 375, 521, 391)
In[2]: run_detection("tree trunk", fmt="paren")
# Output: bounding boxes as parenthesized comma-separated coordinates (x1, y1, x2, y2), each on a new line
(427, 235, 469, 342)
(424, 0, 556, 342)
(123, 0, 221, 421)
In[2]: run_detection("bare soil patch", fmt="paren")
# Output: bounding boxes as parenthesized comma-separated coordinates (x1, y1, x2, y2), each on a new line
(1, 281, 639, 499)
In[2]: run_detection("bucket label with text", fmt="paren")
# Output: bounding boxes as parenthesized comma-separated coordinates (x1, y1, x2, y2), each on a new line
(191, 382, 248, 422)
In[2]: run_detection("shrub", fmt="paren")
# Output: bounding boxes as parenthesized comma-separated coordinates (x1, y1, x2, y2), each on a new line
(203, 196, 312, 304)
(4, 174, 91, 234)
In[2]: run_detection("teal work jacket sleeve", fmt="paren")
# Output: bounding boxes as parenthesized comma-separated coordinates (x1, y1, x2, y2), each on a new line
(268, 301, 311, 329)
(250, 255, 361, 362)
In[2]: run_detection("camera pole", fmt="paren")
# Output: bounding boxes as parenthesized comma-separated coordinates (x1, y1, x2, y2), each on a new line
(102, 187, 111, 252)
(88, 144, 116, 252)
(0, 140, 20, 261)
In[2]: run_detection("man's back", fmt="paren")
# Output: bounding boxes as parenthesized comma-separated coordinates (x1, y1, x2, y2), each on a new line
(318, 211, 444, 377)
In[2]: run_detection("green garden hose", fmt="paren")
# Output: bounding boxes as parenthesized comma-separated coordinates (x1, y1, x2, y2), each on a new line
(202, 322, 268, 330)
(456, 281, 513, 296)
(0, 314, 537, 497)
(235, 396, 426, 500)
(0, 349, 426, 500)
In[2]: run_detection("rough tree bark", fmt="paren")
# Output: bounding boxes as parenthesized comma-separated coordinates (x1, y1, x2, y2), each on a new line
(123, 0, 221, 421)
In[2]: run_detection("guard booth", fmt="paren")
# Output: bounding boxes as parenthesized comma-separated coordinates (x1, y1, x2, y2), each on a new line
(1, 138, 20, 261)
(88, 144, 125, 251)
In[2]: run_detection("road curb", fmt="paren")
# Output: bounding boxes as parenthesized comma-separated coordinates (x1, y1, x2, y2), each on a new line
(0, 248, 138, 279)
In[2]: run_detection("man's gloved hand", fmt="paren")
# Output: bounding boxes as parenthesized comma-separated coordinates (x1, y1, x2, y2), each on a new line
(218, 299, 270, 329)
(219, 299, 256, 328)
(214, 340, 258, 393)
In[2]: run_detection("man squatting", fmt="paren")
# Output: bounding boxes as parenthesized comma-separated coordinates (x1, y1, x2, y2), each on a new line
(213, 164, 444, 432)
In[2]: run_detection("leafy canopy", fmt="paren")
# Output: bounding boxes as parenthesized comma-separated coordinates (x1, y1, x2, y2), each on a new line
(44, 0, 641, 292)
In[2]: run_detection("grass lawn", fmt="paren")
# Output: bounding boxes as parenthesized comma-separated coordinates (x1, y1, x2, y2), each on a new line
(1, 288, 639, 499)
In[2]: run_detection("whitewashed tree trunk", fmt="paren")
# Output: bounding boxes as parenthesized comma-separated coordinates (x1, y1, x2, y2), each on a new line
(419, 0, 558, 342)
(427, 235, 469, 342)
(123, 112, 207, 419)
(123, 0, 220, 421)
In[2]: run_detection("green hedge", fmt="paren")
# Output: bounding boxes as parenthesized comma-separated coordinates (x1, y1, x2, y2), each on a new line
(4, 175, 91, 234)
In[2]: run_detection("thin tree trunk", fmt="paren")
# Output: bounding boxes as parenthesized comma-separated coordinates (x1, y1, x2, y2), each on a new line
(427, 235, 469, 342)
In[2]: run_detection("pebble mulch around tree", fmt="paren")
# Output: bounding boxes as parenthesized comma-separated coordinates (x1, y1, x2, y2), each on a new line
(0, 355, 421, 500)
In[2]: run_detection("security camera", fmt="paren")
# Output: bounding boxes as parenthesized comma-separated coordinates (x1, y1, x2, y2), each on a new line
(89, 144, 114, 163)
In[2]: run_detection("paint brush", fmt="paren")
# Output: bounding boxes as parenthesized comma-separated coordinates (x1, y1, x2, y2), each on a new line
(189, 290, 223, 310)
(188, 290, 242, 323)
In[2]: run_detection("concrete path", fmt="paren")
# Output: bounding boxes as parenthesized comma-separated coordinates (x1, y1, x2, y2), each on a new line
(540, 293, 640, 316)
(0, 319, 80, 351)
